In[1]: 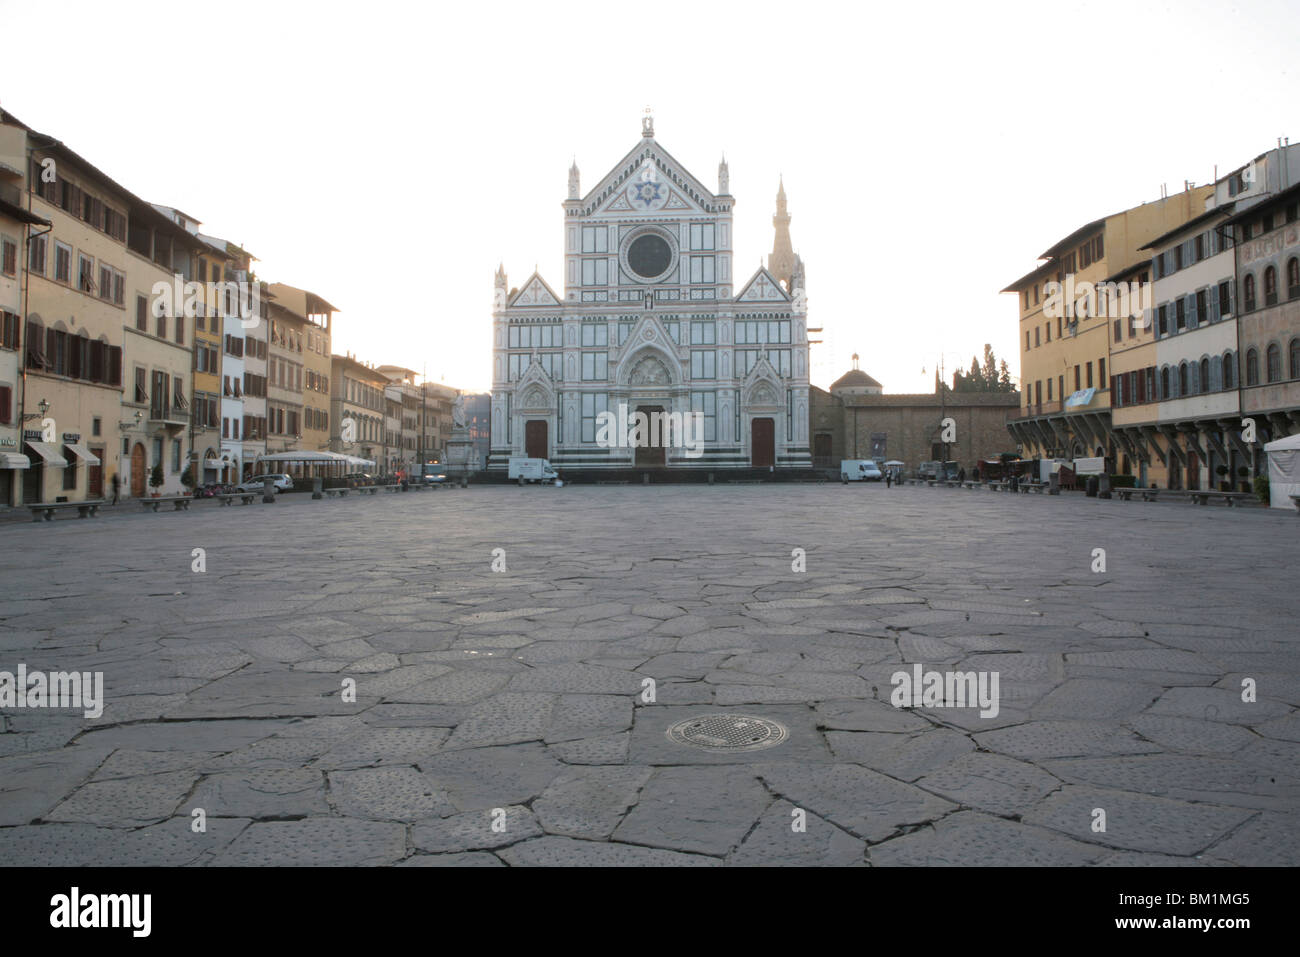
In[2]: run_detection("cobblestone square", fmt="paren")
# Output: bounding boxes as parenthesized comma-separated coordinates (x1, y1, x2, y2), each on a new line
(1, 485, 1297, 866)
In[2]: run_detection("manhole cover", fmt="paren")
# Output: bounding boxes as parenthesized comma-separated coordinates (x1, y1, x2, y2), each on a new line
(666, 714, 789, 752)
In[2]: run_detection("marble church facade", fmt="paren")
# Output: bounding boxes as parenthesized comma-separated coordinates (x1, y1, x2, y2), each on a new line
(487, 117, 811, 473)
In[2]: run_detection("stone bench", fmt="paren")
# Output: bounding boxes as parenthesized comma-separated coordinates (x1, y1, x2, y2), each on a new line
(324, 488, 350, 498)
(1187, 490, 1256, 507)
(140, 496, 192, 513)
(354, 486, 381, 495)
(30, 499, 105, 522)
(217, 493, 258, 506)
(1291, 494, 1300, 513)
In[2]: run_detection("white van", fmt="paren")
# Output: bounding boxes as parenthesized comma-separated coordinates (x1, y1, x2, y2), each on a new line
(508, 457, 559, 484)
(841, 459, 883, 483)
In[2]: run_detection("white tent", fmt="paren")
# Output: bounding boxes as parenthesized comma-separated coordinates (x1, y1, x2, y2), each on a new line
(1265, 433, 1300, 509)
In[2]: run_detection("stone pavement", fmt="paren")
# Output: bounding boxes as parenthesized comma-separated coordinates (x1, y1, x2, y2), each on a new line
(0, 485, 1297, 866)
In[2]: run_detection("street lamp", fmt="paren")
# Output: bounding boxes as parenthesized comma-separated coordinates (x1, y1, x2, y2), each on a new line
(22, 398, 50, 423)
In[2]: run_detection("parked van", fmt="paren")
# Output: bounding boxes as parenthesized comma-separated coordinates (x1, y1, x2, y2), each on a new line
(841, 459, 884, 483)
(508, 457, 559, 484)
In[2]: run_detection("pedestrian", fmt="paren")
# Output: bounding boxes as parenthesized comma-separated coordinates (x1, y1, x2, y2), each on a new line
(885, 468, 892, 489)
(957, 466, 966, 484)
(110, 473, 120, 505)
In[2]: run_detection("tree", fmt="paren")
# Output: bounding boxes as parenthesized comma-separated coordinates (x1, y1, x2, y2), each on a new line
(149, 464, 164, 492)
(982, 344, 999, 390)
(999, 360, 1013, 393)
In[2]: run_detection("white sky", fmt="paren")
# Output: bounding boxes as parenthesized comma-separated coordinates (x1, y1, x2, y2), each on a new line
(2, 0, 1295, 393)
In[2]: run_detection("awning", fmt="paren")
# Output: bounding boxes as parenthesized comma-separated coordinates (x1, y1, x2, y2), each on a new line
(64, 444, 101, 466)
(0, 452, 31, 469)
(25, 441, 68, 467)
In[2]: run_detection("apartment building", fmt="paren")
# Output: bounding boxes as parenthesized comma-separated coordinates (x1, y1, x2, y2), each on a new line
(0, 136, 51, 506)
(419, 381, 456, 462)
(376, 365, 419, 476)
(330, 353, 386, 467)
(266, 295, 305, 466)
(270, 283, 334, 462)
(1004, 185, 1213, 466)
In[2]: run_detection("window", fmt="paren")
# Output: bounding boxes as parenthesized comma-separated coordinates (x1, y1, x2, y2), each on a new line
(1034, 381, 1042, 405)
(1264, 266, 1278, 306)
(1196, 289, 1207, 326)
(1267, 343, 1281, 382)
(581, 393, 607, 443)
(581, 258, 608, 285)
(1074, 365, 1080, 391)
(581, 352, 607, 380)
(1291, 338, 1300, 379)
(28, 234, 46, 275)
(1200, 358, 1210, 393)
(1244, 274, 1256, 311)
(580, 323, 607, 347)
(1177, 362, 1187, 396)
(172, 440, 182, 473)
(689, 223, 715, 250)
(1288, 258, 1300, 300)
(1161, 367, 1170, 398)
(1175, 298, 1186, 331)
(581, 226, 608, 253)
(1, 237, 15, 277)
(53, 242, 71, 283)
(1223, 354, 1235, 390)
(1025, 331, 1030, 351)
(1099, 358, 1105, 385)
(689, 391, 716, 441)
(1113, 318, 1121, 342)
(0, 384, 10, 424)
(135, 367, 148, 403)
(1157, 304, 1168, 336)
(1045, 323, 1050, 343)
(1046, 378, 1053, 401)
(1246, 349, 1259, 386)
(77, 254, 94, 293)
(690, 321, 715, 345)
(689, 256, 715, 284)
(1034, 327, 1040, 347)
(1086, 362, 1093, 389)
(1, 311, 18, 351)
(690, 350, 716, 379)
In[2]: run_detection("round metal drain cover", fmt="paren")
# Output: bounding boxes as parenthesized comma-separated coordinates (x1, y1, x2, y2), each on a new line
(666, 714, 789, 752)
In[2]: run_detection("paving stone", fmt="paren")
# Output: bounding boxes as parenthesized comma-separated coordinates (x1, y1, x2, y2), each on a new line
(386, 669, 512, 704)
(975, 720, 1160, 759)
(533, 766, 652, 838)
(1144, 686, 1291, 725)
(757, 764, 956, 842)
(548, 733, 630, 765)
(45, 769, 198, 827)
(507, 664, 644, 695)
(412, 805, 541, 852)
(328, 766, 455, 821)
(545, 694, 634, 743)
(191, 769, 328, 818)
(398, 852, 504, 867)
(210, 818, 407, 866)
(1042, 754, 1300, 810)
(726, 800, 866, 866)
(497, 836, 719, 866)
(869, 811, 1105, 866)
(612, 766, 769, 855)
(1125, 715, 1256, 753)
(420, 743, 566, 811)
(916, 751, 1061, 816)
(443, 692, 555, 750)
(1025, 786, 1255, 856)
(825, 729, 974, 781)
(1202, 812, 1300, 866)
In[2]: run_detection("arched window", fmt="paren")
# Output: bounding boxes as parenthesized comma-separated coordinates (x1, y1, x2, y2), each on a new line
(1161, 367, 1171, 398)
(1200, 358, 1210, 393)
(1223, 353, 1235, 390)
(1267, 343, 1282, 382)
(1289, 257, 1300, 299)
(1178, 362, 1189, 396)
(1246, 349, 1259, 386)
(1244, 273, 1257, 311)
(1264, 266, 1278, 306)
(1292, 338, 1300, 379)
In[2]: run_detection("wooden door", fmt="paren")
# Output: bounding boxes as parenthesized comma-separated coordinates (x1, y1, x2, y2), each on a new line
(751, 418, 775, 468)
(525, 420, 547, 460)
(1186, 450, 1199, 490)
(88, 447, 104, 498)
(130, 443, 146, 497)
(634, 406, 666, 468)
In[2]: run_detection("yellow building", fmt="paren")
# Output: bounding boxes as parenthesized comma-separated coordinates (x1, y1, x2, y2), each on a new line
(268, 283, 336, 468)
(1003, 185, 1213, 468)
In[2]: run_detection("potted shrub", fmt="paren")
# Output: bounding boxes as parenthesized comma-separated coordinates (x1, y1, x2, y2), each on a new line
(1238, 465, 1251, 494)
(149, 463, 164, 497)
(1216, 464, 1230, 492)
(180, 466, 196, 496)
(1254, 474, 1270, 504)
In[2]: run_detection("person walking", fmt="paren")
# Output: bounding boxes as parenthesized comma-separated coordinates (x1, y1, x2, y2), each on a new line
(885, 468, 892, 489)
(110, 473, 120, 505)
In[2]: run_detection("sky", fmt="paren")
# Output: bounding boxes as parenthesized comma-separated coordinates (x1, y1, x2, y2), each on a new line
(1, 0, 1296, 394)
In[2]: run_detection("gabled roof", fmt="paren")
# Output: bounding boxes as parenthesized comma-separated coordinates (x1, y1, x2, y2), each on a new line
(734, 266, 790, 303)
(576, 137, 719, 216)
(508, 271, 562, 308)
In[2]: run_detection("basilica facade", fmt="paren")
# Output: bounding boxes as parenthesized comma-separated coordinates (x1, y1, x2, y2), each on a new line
(487, 117, 812, 473)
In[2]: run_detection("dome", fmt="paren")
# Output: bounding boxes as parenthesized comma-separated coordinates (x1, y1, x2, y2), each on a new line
(830, 368, 883, 394)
